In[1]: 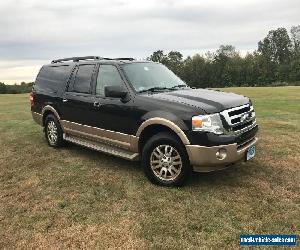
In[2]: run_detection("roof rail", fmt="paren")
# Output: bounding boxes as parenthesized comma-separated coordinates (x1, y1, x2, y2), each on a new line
(113, 58, 135, 61)
(51, 56, 135, 64)
(51, 56, 108, 64)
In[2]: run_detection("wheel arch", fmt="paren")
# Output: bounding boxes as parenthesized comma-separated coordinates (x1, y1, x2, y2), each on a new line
(42, 105, 61, 127)
(136, 118, 190, 153)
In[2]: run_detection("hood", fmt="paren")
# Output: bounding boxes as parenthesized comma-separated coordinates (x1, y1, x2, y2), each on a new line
(144, 88, 250, 114)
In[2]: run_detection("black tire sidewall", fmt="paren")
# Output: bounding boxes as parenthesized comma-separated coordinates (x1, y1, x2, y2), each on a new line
(44, 114, 64, 147)
(141, 132, 191, 186)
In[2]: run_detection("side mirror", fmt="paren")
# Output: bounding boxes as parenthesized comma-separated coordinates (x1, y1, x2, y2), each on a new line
(104, 85, 128, 99)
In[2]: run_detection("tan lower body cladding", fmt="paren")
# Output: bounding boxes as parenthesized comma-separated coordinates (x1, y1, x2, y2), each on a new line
(186, 137, 258, 172)
(31, 111, 43, 126)
(32, 111, 257, 172)
(60, 120, 139, 153)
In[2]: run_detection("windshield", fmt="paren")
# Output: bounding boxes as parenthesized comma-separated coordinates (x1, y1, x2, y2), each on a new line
(122, 63, 187, 92)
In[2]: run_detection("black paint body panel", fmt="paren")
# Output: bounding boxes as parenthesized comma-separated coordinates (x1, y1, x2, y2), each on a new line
(31, 59, 258, 147)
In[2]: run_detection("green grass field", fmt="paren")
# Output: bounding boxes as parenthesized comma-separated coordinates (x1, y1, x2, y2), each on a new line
(0, 87, 299, 249)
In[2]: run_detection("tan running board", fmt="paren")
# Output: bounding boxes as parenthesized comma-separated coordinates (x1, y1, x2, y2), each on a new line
(63, 134, 139, 161)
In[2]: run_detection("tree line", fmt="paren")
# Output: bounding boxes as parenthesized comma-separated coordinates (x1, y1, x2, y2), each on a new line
(0, 82, 33, 94)
(0, 25, 299, 94)
(148, 26, 300, 88)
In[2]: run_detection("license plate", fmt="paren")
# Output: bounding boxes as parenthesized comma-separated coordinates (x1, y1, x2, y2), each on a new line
(246, 145, 256, 161)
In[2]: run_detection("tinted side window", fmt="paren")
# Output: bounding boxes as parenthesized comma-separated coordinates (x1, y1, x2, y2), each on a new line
(96, 65, 124, 96)
(35, 65, 71, 93)
(67, 67, 79, 92)
(72, 64, 95, 94)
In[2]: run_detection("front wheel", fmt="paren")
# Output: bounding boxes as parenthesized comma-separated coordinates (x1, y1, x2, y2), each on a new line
(141, 132, 191, 186)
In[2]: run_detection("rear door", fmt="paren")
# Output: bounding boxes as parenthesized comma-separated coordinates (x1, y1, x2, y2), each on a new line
(61, 63, 96, 125)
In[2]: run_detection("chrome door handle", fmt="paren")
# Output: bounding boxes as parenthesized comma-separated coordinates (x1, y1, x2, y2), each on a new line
(62, 98, 68, 103)
(93, 101, 101, 107)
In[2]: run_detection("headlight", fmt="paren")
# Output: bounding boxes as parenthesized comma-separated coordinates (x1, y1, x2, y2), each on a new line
(192, 113, 224, 134)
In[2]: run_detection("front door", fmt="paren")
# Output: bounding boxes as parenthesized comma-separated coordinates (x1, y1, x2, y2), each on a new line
(91, 64, 134, 134)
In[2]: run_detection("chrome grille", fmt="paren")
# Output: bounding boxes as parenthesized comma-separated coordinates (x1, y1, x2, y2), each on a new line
(220, 103, 256, 134)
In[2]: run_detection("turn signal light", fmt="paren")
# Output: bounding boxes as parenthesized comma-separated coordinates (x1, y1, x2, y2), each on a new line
(192, 119, 202, 127)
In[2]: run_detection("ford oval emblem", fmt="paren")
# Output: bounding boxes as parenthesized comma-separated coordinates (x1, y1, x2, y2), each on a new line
(241, 113, 250, 122)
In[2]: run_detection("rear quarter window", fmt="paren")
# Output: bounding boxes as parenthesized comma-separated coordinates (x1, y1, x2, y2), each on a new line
(34, 65, 72, 93)
(67, 64, 95, 94)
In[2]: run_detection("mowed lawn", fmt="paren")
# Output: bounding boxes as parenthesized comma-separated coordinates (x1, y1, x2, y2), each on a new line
(0, 87, 299, 249)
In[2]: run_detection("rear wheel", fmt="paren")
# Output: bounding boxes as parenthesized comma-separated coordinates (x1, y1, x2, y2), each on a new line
(44, 114, 64, 147)
(141, 132, 191, 186)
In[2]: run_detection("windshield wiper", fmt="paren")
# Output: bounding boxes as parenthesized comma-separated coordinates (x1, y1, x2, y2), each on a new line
(138, 85, 188, 93)
(138, 87, 170, 93)
(169, 84, 188, 89)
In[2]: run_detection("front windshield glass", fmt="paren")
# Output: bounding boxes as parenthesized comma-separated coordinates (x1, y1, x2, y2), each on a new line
(122, 63, 187, 92)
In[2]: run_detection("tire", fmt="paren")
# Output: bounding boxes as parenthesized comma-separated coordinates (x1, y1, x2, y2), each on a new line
(141, 132, 192, 186)
(44, 114, 64, 147)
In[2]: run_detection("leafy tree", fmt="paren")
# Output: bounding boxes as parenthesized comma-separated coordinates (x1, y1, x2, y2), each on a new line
(291, 25, 300, 54)
(0, 82, 7, 94)
(258, 27, 292, 64)
(181, 54, 209, 88)
(289, 54, 300, 81)
(289, 26, 300, 82)
(165, 51, 183, 76)
(216, 45, 239, 58)
(148, 50, 166, 63)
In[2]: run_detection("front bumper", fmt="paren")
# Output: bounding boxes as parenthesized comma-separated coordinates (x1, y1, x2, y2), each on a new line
(186, 137, 258, 172)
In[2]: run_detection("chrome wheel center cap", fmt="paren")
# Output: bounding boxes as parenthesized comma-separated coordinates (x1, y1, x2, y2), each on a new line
(161, 155, 172, 166)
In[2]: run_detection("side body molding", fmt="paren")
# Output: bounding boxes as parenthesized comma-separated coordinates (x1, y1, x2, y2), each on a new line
(136, 118, 190, 145)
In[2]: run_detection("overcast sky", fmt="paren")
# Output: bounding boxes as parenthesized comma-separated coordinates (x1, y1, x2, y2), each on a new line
(0, 0, 299, 84)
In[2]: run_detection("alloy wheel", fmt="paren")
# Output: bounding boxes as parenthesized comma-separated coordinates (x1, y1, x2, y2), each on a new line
(47, 121, 58, 145)
(150, 144, 183, 181)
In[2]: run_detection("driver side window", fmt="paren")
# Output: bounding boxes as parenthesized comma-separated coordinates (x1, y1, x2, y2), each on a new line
(96, 65, 124, 96)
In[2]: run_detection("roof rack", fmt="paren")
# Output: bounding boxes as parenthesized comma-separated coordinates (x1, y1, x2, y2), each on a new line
(51, 56, 104, 64)
(51, 56, 136, 64)
(113, 58, 135, 61)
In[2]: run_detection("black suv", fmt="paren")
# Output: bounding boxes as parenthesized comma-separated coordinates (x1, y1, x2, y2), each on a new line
(30, 56, 258, 186)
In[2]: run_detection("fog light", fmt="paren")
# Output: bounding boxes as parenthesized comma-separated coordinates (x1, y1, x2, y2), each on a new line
(216, 148, 227, 160)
